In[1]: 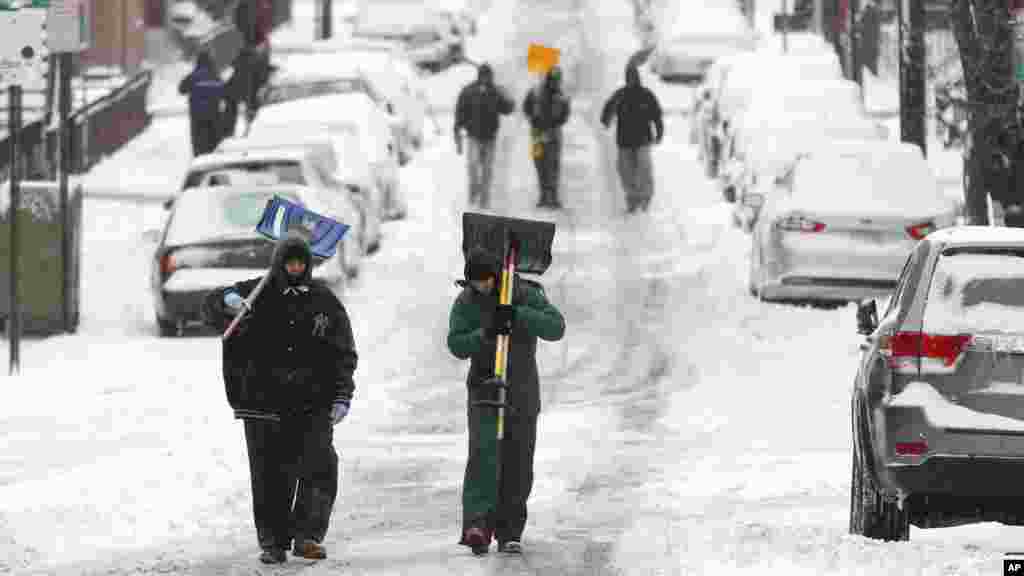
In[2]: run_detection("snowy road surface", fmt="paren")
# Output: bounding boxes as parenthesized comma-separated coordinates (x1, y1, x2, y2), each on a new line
(2, 0, 1023, 575)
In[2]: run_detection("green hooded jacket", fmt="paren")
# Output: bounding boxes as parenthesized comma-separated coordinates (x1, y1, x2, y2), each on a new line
(447, 275, 565, 415)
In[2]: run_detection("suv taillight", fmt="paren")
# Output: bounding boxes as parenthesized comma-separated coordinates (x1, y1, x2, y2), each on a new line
(160, 253, 177, 276)
(906, 221, 936, 240)
(879, 332, 972, 374)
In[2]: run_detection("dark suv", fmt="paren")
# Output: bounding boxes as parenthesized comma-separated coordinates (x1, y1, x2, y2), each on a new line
(851, 226, 1024, 540)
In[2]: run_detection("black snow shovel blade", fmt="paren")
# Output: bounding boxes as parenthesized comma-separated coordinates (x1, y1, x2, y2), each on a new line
(462, 212, 556, 275)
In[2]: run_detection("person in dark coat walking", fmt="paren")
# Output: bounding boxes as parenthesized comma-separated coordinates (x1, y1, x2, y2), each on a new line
(600, 63, 664, 214)
(178, 50, 226, 156)
(522, 67, 571, 209)
(233, 0, 273, 129)
(447, 247, 566, 555)
(454, 63, 515, 208)
(202, 232, 358, 565)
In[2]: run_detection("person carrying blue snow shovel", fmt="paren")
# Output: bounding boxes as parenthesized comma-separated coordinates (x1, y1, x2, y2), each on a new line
(447, 246, 566, 555)
(202, 231, 357, 565)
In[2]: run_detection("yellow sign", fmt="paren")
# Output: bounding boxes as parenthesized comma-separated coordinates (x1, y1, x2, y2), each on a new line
(527, 43, 559, 74)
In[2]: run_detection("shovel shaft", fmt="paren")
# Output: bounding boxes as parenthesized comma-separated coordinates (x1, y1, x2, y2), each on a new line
(222, 271, 272, 340)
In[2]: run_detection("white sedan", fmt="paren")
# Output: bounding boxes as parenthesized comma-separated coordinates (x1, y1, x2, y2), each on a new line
(255, 92, 407, 221)
(748, 140, 960, 306)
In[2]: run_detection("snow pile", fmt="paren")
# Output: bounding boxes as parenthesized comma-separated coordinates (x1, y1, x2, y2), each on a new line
(923, 253, 1024, 334)
(889, 381, 1024, 432)
(659, 0, 750, 39)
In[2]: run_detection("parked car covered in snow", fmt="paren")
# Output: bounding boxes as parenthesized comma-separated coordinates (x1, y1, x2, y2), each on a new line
(699, 49, 843, 177)
(351, 4, 463, 73)
(725, 114, 887, 229)
(253, 92, 407, 221)
(748, 140, 957, 306)
(851, 226, 1024, 540)
(147, 185, 349, 337)
(648, 3, 756, 83)
(268, 49, 430, 162)
(172, 143, 365, 278)
(216, 132, 382, 256)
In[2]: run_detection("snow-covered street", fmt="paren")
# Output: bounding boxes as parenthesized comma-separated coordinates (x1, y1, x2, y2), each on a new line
(3, 0, 1024, 574)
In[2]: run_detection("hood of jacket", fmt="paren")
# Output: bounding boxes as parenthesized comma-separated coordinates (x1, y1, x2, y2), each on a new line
(271, 232, 314, 290)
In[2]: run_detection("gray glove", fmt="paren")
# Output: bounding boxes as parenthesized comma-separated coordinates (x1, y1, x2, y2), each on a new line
(331, 401, 349, 425)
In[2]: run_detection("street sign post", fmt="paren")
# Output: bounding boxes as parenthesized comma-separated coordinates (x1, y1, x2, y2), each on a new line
(45, 0, 89, 52)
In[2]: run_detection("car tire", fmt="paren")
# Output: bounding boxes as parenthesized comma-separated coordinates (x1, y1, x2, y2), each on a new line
(850, 415, 910, 541)
(157, 316, 178, 338)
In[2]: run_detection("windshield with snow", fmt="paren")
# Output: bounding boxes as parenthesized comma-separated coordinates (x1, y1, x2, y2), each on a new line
(923, 250, 1024, 334)
(165, 189, 292, 247)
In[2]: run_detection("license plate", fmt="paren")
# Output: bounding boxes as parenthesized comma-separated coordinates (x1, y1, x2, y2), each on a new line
(846, 230, 884, 244)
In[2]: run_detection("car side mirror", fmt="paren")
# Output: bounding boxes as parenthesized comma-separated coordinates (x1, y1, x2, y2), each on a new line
(856, 300, 879, 336)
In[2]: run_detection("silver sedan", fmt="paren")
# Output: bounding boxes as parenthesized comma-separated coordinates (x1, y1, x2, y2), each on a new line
(747, 140, 959, 306)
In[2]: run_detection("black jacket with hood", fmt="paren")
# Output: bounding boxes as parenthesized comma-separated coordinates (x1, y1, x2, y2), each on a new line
(600, 65, 664, 148)
(203, 233, 358, 421)
(455, 64, 515, 141)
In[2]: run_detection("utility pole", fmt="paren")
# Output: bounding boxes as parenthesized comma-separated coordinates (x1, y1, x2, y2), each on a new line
(897, 0, 927, 154)
(58, 51, 71, 332)
(781, 0, 789, 52)
(8, 84, 21, 376)
(850, 0, 861, 87)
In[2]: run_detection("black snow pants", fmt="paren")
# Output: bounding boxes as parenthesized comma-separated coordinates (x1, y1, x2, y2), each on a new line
(532, 129, 563, 207)
(243, 414, 338, 551)
(462, 387, 539, 545)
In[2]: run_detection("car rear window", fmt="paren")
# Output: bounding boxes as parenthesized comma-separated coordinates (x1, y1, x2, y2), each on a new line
(922, 250, 1024, 334)
(185, 161, 305, 189)
(263, 78, 367, 106)
(165, 189, 299, 246)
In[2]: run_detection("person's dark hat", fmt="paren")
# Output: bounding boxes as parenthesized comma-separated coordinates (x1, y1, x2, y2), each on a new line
(478, 63, 493, 81)
(464, 246, 501, 281)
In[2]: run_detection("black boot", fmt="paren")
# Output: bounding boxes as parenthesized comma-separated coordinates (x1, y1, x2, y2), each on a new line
(260, 548, 287, 564)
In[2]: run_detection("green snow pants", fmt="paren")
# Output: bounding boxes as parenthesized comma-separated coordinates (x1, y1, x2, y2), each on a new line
(461, 385, 538, 546)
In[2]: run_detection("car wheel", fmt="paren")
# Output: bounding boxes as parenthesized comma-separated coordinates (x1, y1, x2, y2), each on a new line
(157, 316, 178, 338)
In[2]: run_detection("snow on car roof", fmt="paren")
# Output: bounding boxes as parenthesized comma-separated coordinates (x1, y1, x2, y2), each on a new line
(785, 144, 945, 217)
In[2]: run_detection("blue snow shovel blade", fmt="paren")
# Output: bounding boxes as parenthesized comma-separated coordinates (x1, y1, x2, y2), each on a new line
(256, 195, 350, 259)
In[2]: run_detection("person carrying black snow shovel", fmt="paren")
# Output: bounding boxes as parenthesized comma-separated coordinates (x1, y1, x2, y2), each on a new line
(447, 246, 566, 555)
(202, 232, 357, 565)
(600, 63, 664, 214)
(523, 66, 571, 209)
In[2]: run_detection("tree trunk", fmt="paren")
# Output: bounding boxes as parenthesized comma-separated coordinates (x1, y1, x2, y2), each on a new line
(952, 0, 1019, 225)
